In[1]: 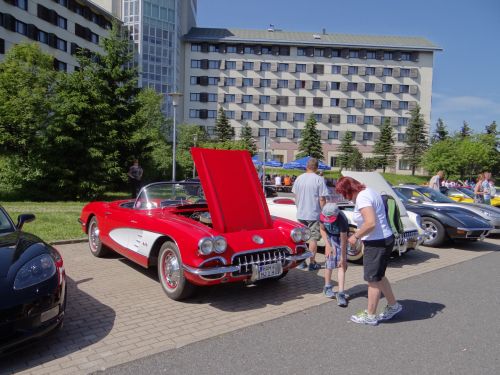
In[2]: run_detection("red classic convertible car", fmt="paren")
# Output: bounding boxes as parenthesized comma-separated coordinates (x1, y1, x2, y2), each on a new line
(79, 148, 312, 300)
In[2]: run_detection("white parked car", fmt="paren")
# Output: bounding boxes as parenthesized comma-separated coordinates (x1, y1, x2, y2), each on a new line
(267, 171, 425, 262)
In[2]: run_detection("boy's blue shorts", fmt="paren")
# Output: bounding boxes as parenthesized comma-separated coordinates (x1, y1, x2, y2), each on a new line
(325, 239, 341, 270)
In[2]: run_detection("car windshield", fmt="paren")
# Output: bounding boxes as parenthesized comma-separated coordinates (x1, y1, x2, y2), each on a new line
(415, 187, 455, 203)
(134, 182, 205, 210)
(457, 187, 475, 198)
(0, 208, 15, 234)
(393, 189, 410, 203)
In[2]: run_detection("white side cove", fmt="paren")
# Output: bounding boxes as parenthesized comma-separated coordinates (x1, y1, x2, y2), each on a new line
(109, 228, 163, 258)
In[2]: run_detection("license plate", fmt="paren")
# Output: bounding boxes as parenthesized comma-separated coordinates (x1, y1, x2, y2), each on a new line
(251, 262, 283, 282)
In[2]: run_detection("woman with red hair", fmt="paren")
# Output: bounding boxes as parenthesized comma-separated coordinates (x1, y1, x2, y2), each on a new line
(336, 176, 402, 325)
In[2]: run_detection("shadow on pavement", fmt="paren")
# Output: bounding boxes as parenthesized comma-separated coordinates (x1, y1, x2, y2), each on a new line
(441, 239, 500, 252)
(0, 276, 115, 373)
(388, 249, 440, 268)
(381, 299, 445, 323)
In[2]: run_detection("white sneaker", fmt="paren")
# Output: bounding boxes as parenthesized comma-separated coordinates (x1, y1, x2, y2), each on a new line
(378, 302, 403, 321)
(350, 310, 378, 326)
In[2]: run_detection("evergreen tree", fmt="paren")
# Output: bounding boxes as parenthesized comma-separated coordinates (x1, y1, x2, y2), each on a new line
(297, 113, 323, 159)
(351, 147, 364, 171)
(240, 122, 257, 155)
(432, 118, 449, 143)
(215, 107, 234, 141)
(374, 118, 396, 173)
(485, 121, 497, 135)
(460, 121, 472, 138)
(403, 104, 428, 175)
(339, 131, 355, 171)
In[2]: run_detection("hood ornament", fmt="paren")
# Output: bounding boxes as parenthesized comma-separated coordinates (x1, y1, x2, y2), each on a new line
(252, 235, 264, 244)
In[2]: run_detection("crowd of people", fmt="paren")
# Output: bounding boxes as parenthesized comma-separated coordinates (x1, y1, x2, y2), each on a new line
(292, 157, 402, 326)
(429, 170, 496, 204)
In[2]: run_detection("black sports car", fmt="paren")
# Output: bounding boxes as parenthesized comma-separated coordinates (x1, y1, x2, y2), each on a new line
(0, 206, 66, 354)
(393, 190, 492, 247)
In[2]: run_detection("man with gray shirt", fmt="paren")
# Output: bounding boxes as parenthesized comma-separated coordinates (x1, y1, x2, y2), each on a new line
(292, 158, 330, 270)
(429, 170, 444, 191)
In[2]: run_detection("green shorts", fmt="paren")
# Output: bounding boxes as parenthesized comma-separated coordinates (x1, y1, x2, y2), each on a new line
(298, 219, 321, 241)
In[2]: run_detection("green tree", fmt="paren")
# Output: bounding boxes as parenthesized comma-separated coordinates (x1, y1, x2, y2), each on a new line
(297, 113, 323, 159)
(176, 124, 208, 179)
(460, 121, 472, 138)
(485, 121, 497, 135)
(351, 148, 364, 171)
(240, 122, 257, 155)
(422, 138, 459, 177)
(403, 104, 428, 175)
(215, 107, 234, 141)
(374, 118, 396, 173)
(338, 131, 355, 171)
(0, 43, 56, 193)
(432, 118, 449, 143)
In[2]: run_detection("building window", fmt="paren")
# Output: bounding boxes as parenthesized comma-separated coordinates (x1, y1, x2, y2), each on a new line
(313, 98, 323, 107)
(15, 20, 27, 35)
(331, 65, 341, 74)
(242, 95, 253, 103)
(206, 126, 215, 135)
(398, 133, 407, 142)
(351, 131, 356, 139)
(384, 52, 393, 60)
(57, 16, 67, 30)
(190, 93, 200, 101)
(260, 95, 270, 104)
(296, 96, 306, 106)
(401, 52, 411, 61)
(260, 79, 271, 87)
(400, 85, 410, 93)
(90, 33, 99, 44)
(314, 113, 322, 122)
(276, 129, 287, 137)
(331, 82, 340, 90)
(278, 63, 289, 72)
(312, 81, 320, 90)
(225, 94, 235, 103)
(382, 100, 391, 109)
(330, 157, 338, 167)
(279, 46, 290, 56)
(313, 64, 324, 74)
(260, 62, 271, 71)
(189, 109, 199, 118)
(348, 66, 358, 75)
(225, 60, 236, 69)
(365, 100, 374, 108)
(366, 51, 376, 59)
(314, 48, 324, 57)
(398, 159, 411, 170)
(330, 98, 339, 107)
(259, 112, 270, 120)
(208, 77, 219, 85)
(54, 59, 67, 72)
(383, 68, 393, 76)
(191, 59, 201, 68)
(297, 47, 306, 56)
(399, 101, 408, 110)
(242, 111, 253, 120)
(295, 80, 305, 89)
(226, 110, 235, 119)
(347, 115, 356, 124)
(38, 30, 48, 44)
(259, 128, 269, 136)
(331, 49, 340, 57)
(400, 68, 410, 77)
(365, 67, 375, 75)
(276, 112, 287, 121)
(363, 132, 373, 141)
(276, 96, 288, 105)
(243, 61, 254, 70)
(208, 60, 221, 69)
(14, 0, 28, 10)
(296, 63, 306, 72)
(364, 116, 374, 124)
(349, 50, 359, 58)
(294, 113, 305, 122)
(56, 38, 67, 52)
(207, 110, 217, 118)
(209, 44, 219, 52)
(225, 77, 236, 86)
(244, 46, 253, 54)
(242, 78, 253, 87)
(261, 46, 272, 55)
(382, 84, 392, 92)
(329, 114, 340, 124)
(277, 80, 288, 88)
(347, 82, 358, 91)
(347, 99, 355, 107)
(293, 129, 302, 138)
(398, 117, 409, 126)
(365, 83, 375, 91)
(227, 45, 237, 53)
(207, 93, 218, 102)
(328, 131, 339, 140)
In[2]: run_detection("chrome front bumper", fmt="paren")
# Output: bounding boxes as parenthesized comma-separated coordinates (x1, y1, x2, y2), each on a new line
(183, 251, 313, 277)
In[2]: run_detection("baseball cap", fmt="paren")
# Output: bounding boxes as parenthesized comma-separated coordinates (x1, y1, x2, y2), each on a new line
(320, 203, 340, 223)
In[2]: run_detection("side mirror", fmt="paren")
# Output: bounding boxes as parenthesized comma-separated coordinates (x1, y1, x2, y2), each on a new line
(17, 213, 36, 230)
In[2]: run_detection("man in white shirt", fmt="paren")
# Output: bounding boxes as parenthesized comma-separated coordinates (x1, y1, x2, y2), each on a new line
(429, 170, 444, 191)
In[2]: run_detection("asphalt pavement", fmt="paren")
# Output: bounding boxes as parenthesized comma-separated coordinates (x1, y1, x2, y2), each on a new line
(95, 250, 500, 375)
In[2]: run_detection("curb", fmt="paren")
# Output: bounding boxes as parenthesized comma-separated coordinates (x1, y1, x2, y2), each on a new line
(50, 238, 88, 245)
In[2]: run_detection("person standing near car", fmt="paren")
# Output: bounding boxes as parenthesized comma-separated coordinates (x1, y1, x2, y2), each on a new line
(482, 171, 493, 205)
(335, 176, 402, 325)
(292, 158, 329, 271)
(128, 159, 143, 198)
(474, 173, 485, 203)
(429, 170, 444, 191)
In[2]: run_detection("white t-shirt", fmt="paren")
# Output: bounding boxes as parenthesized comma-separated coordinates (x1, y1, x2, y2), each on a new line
(275, 176, 282, 186)
(292, 173, 329, 221)
(353, 188, 393, 241)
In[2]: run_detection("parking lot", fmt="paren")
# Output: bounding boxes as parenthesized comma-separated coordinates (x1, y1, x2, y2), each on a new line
(1, 238, 498, 375)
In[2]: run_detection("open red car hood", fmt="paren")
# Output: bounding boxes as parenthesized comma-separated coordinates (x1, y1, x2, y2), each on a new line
(191, 148, 273, 233)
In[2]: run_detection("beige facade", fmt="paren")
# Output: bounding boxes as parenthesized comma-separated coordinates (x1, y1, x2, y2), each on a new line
(0, 0, 118, 71)
(183, 28, 440, 173)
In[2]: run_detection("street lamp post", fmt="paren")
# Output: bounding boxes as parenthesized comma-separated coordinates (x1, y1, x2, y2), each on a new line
(193, 133, 198, 178)
(168, 92, 183, 182)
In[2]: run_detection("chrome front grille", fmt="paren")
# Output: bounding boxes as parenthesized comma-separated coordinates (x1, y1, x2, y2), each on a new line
(232, 247, 290, 277)
(402, 230, 419, 242)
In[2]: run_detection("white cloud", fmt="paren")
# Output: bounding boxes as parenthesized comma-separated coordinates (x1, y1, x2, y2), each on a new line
(433, 95, 500, 114)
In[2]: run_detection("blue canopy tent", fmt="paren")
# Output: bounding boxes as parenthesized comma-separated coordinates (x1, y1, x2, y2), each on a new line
(251, 155, 283, 168)
(283, 156, 331, 170)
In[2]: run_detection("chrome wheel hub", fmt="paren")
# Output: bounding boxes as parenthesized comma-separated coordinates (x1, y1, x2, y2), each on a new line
(89, 223, 100, 251)
(423, 222, 438, 241)
(163, 251, 180, 289)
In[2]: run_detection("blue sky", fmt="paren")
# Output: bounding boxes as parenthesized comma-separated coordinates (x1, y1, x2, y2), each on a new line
(197, 0, 500, 134)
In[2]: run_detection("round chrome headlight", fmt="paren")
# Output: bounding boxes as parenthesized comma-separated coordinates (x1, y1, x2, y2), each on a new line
(198, 237, 213, 255)
(213, 236, 227, 254)
(291, 228, 303, 243)
(301, 227, 311, 242)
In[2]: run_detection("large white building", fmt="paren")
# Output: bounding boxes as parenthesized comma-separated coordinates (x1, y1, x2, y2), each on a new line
(183, 27, 441, 172)
(0, 0, 118, 71)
